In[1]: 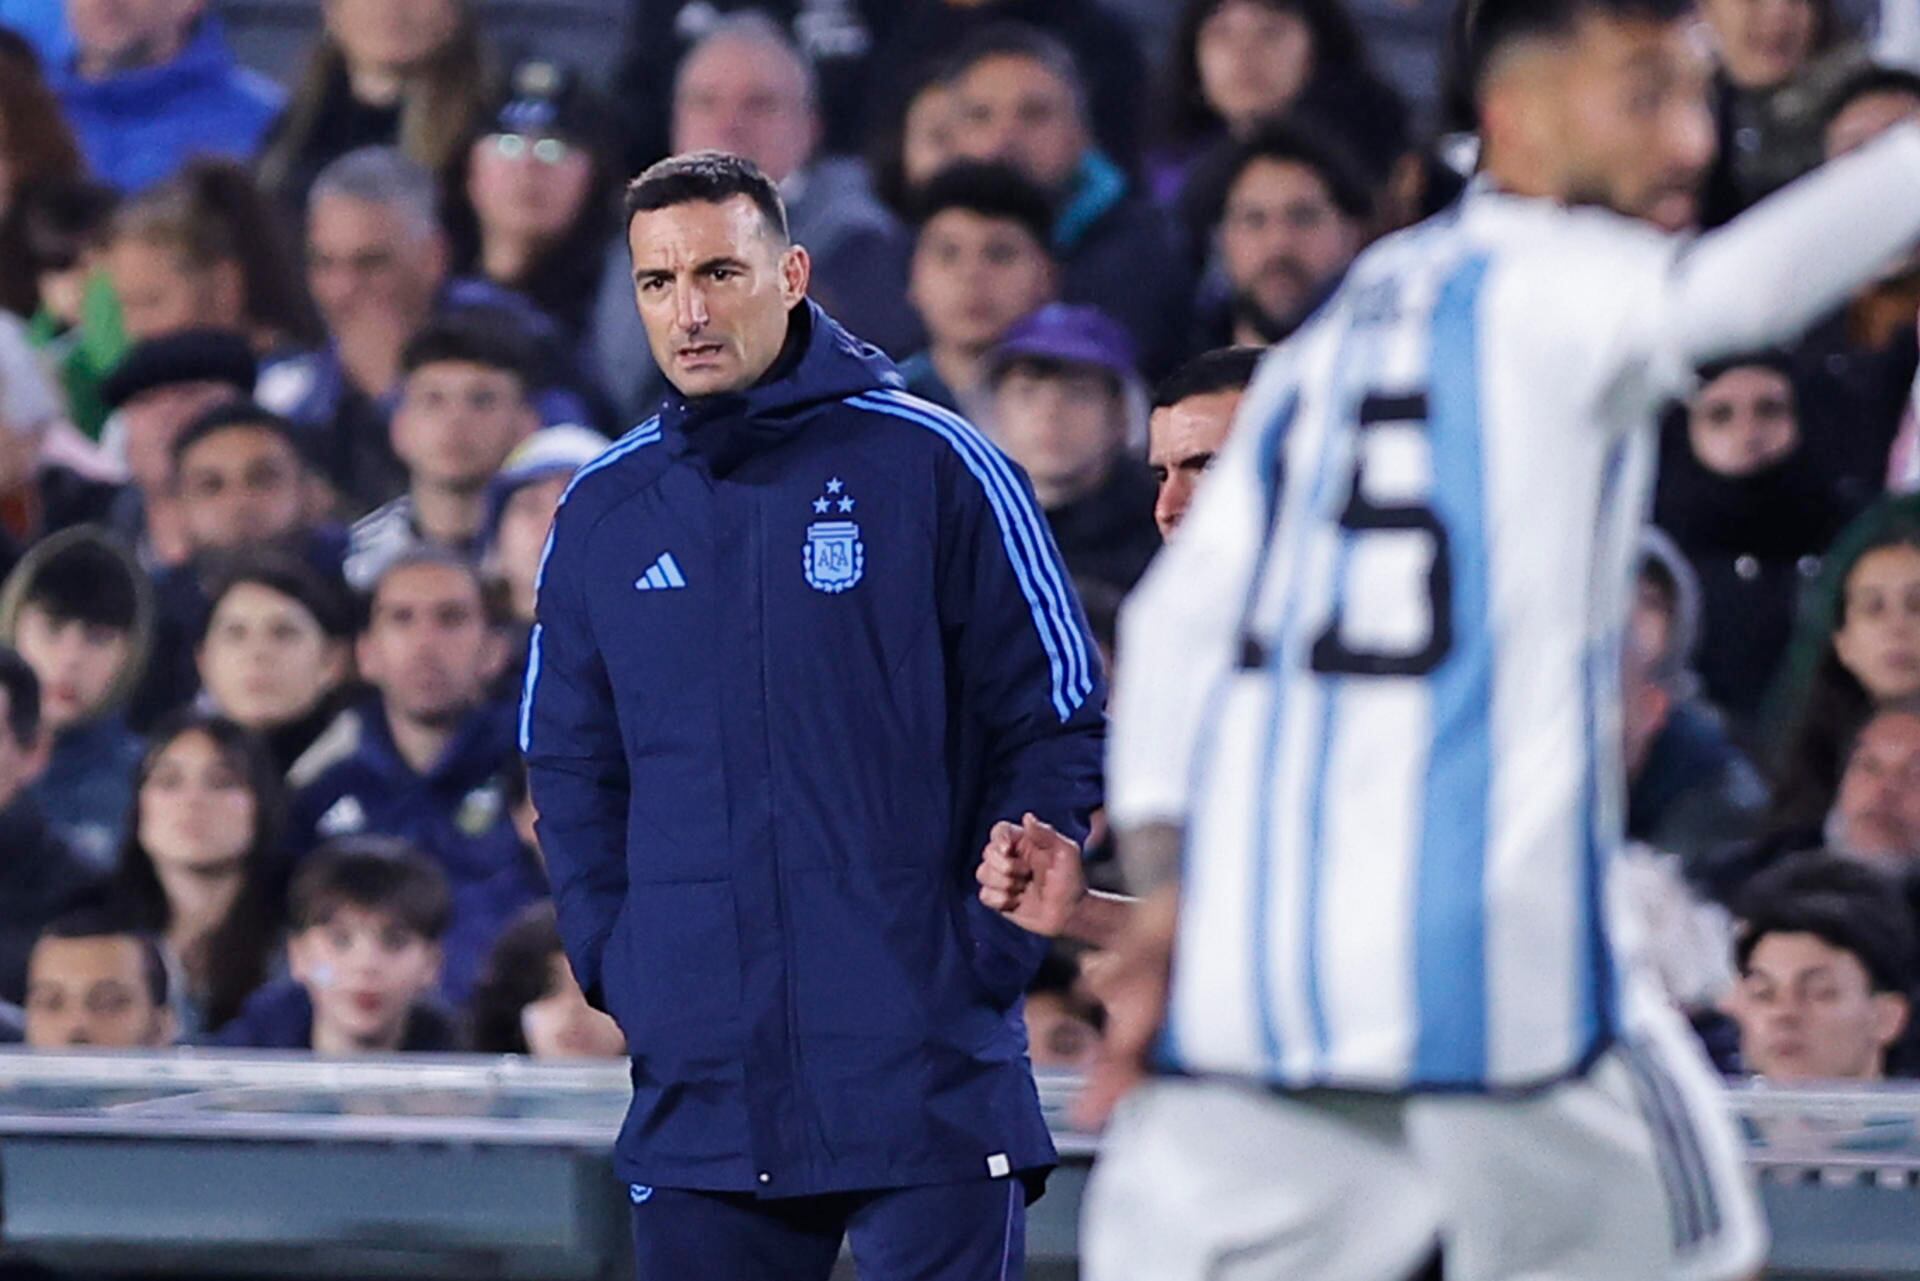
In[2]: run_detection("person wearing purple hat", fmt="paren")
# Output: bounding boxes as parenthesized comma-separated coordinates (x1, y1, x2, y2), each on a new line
(987, 302, 1161, 593)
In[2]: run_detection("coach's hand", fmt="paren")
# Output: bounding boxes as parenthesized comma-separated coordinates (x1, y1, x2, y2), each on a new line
(977, 813, 1085, 938)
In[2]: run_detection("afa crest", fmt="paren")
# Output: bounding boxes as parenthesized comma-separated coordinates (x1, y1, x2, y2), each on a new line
(803, 476, 864, 593)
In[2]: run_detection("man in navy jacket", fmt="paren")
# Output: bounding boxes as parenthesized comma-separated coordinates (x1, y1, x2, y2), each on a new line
(522, 151, 1104, 1280)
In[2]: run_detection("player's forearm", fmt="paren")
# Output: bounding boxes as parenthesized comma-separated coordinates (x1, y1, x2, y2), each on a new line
(1116, 821, 1184, 898)
(1061, 889, 1137, 949)
(1674, 121, 1920, 365)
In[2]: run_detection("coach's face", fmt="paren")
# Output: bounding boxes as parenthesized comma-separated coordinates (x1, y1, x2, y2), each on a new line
(628, 194, 811, 398)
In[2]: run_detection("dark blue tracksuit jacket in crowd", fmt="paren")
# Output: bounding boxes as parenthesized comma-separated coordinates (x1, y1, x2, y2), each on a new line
(522, 302, 1105, 1198)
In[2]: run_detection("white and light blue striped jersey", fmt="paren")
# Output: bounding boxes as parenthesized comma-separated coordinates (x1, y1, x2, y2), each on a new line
(1109, 191, 1695, 1092)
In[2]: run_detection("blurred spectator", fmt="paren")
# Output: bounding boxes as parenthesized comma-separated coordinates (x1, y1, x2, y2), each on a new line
(673, 16, 913, 351)
(344, 320, 539, 592)
(258, 147, 600, 513)
(23, 903, 175, 1048)
(135, 403, 348, 728)
(482, 424, 608, 685)
(869, 74, 965, 220)
(1343, 0, 1452, 131)
(97, 328, 254, 569)
(945, 23, 1193, 377)
(0, 309, 88, 558)
(0, 29, 87, 316)
(257, 0, 491, 209)
(1153, 0, 1408, 203)
(285, 551, 541, 1003)
(1699, 0, 1854, 227)
(1024, 949, 1100, 1070)
(1147, 344, 1261, 539)
(103, 160, 321, 352)
(0, 644, 99, 1007)
(0, 528, 149, 870)
(1770, 503, 1920, 830)
(1826, 701, 1920, 865)
(1189, 118, 1370, 347)
(874, 0, 1151, 174)
(216, 836, 458, 1053)
(1727, 852, 1914, 1081)
(986, 303, 1159, 593)
(109, 712, 283, 1036)
(1795, 66, 1920, 500)
(467, 902, 624, 1057)
(195, 556, 353, 776)
(1625, 533, 1769, 868)
(1654, 355, 1853, 725)
(901, 161, 1059, 415)
(46, 0, 283, 192)
(11, 177, 122, 439)
(609, 0, 894, 175)
(442, 61, 619, 348)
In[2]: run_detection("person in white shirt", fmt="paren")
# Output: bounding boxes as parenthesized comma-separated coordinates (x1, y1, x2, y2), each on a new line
(991, 0, 1920, 1278)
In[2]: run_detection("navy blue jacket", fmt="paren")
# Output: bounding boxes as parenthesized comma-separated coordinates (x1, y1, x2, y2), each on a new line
(286, 699, 546, 1003)
(523, 302, 1104, 1197)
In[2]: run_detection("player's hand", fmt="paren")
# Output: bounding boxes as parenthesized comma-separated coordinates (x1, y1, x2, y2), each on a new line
(977, 812, 1085, 937)
(1073, 889, 1177, 1131)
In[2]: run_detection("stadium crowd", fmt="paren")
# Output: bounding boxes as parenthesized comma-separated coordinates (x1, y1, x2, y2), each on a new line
(0, 0, 1916, 1093)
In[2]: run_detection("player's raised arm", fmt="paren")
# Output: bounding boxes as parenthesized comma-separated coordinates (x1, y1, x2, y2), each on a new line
(1666, 121, 1920, 368)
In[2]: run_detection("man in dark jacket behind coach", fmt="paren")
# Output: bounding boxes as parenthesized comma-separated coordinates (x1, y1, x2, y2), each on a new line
(521, 151, 1104, 1280)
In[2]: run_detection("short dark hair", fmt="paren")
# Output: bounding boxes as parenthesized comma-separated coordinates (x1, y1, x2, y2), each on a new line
(467, 901, 565, 1053)
(624, 151, 789, 242)
(37, 903, 170, 1008)
(200, 551, 355, 645)
(290, 837, 452, 940)
(400, 317, 538, 389)
(17, 536, 139, 632)
(1152, 346, 1264, 411)
(1453, 0, 1694, 122)
(1824, 65, 1920, 131)
(912, 161, 1056, 250)
(1206, 118, 1374, 229)
(171, 401, 307, 467)
(1735, 853, 1917, 996)
(0, 644, 40, 745)
(942, 22, 1087, 118)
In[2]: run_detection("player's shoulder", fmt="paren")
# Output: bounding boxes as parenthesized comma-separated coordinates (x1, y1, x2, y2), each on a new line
(838, 385, 1013, 476)
(1463, 194, 1678, 274)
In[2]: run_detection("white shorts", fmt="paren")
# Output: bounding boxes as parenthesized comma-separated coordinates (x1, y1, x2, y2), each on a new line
(1083, 991, 1765, 1281)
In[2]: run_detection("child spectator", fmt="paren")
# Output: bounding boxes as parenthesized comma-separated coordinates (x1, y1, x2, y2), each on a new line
(195, 557, 354, 776)
(0, 644, 101, 1008)
(287, 550, 542, 1003)
(0, 528, 150, 871)
(467, 902, 624, 1058)
(215, 836, 457, 1054)
(110, 712, 286, 1037)
(344, 319, 540, 591)
(23, 903, 176, 1049)
(900, 161, 1059, 416)
(1727, 852, 1915, 1082)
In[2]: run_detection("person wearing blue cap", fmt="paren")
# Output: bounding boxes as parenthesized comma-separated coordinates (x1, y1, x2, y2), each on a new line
(986, 302, 1162, 593)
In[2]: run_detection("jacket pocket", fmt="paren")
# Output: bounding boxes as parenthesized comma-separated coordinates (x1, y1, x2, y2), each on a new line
(608, 880, 743, 1042)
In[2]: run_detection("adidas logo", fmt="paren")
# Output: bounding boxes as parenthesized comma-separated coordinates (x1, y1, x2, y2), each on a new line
(634, 552, 688, 591)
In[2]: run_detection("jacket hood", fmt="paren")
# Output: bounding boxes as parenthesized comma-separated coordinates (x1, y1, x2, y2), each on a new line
(0, 526, 155, 718)
(663, 301, 902, 474)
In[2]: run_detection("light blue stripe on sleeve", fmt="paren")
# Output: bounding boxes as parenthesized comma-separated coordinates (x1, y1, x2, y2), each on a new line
(1412, 252, 1494, 1086)
(864, 389, 1093, 703)
(847, 391, 1090, 721)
